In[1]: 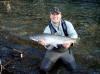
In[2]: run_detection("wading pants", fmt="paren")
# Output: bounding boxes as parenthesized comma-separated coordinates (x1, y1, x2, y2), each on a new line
(40, 49, 77, 72)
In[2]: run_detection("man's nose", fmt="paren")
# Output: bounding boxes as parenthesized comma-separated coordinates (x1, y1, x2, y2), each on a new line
(53, 15, 57, 17)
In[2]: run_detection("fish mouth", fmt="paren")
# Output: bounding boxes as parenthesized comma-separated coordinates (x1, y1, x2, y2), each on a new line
(30, 37, 38, 41)
(29, 36, 33, 39)
(32, 39, 38, 41)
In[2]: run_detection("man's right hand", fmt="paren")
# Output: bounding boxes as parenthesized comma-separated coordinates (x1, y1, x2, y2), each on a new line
(38, 40, 48, 46)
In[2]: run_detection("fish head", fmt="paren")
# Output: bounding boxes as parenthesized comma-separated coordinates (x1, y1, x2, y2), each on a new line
(29, 35, 40, 41)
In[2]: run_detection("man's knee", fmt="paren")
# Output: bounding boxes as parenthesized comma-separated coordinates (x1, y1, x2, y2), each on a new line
(40, 58, 54, 72)
(40, 65, 50, 72)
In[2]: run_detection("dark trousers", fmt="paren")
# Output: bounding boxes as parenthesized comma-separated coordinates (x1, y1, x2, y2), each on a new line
(40, 49, 77, 72)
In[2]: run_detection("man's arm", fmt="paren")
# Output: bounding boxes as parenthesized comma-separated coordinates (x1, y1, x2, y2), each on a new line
(38, 26, 55, 50)
(62, 21, 78, 48)
(65, 21, 78, 38)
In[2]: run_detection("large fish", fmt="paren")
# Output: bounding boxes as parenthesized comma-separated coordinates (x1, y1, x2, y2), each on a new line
(30, 34, 79, 45)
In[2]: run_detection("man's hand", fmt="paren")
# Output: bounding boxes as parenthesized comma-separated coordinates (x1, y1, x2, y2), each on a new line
(62, 42, 72, 48)
(38, 40, 48, 46)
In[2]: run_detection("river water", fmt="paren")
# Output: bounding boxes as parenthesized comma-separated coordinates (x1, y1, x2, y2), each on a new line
(0, 0, 100, 74)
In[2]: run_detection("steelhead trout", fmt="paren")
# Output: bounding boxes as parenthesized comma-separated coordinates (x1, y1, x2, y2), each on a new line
(30, 34, 79, 45)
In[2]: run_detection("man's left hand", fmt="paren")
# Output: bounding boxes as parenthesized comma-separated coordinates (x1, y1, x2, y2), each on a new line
(62, 42, 72, 48)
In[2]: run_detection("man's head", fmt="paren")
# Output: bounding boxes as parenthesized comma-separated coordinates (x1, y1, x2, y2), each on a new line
(50, 7, 62, 24)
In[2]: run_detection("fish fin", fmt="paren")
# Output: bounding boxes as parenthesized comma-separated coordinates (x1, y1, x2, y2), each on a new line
(52, 44, 57, 48)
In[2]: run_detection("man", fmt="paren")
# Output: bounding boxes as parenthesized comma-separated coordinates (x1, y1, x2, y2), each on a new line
(39, 7, 78, 73)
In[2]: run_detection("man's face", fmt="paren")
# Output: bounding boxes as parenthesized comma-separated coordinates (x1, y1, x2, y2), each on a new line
(50, 12, 61, 24)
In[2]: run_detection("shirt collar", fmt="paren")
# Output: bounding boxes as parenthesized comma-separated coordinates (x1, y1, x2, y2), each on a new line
(51, 20, 61, 27)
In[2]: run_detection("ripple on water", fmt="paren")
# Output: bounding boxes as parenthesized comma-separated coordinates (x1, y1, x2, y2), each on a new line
(1, 26, 27, 31)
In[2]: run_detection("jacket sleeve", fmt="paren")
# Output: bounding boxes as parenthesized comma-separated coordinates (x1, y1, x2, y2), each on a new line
(65, 21, 78, 38)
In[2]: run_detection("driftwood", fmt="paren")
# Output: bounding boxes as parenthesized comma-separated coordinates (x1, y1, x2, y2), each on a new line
(0, 0, 11, 12)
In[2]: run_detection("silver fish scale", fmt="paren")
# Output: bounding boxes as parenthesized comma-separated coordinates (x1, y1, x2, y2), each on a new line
(30, 34, 77, 45)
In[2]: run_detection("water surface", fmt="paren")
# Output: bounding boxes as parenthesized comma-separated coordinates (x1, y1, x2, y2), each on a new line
(0, 0, 100, 74)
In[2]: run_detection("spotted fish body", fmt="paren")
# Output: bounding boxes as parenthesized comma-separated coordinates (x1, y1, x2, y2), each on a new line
(30, 34, 79, 45)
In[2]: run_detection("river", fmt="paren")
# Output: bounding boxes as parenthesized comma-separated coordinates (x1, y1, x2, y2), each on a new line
(0, 0, 100, 74)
